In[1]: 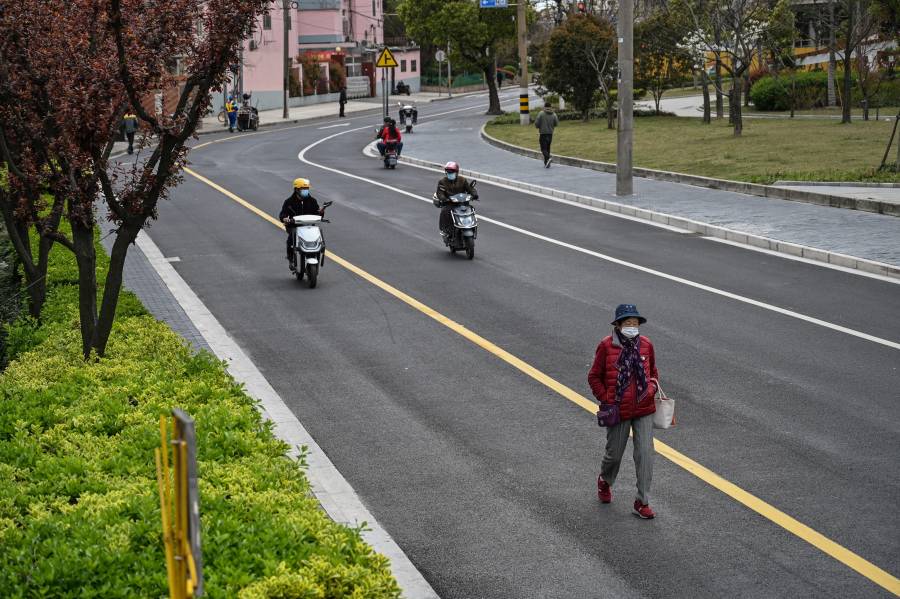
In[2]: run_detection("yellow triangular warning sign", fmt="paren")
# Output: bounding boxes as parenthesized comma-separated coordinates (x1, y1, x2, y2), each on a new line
(376, 47, 399, 68)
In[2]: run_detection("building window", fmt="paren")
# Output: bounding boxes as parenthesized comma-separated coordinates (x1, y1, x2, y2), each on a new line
(263, 14, 271, 30)
(411, 59, 417, 72)
(372, 0, 376, 16)
(400, 60, 407, 73)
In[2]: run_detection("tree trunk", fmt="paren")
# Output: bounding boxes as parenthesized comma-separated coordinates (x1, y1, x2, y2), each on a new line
(790, 74, 796, 118)
(654, 92, 661, 115)
(841, 5, 854, 124)
(827, 1, 837, 107)
(70, 217, 97, 359)
(896, 119, 900, 170)
(731, 79, 743, 136)
(715, 57, 724, 119)
(606, 94, 615, 129)
(701, 70, 711, 124)
(743, 73, 750, 107)
(91, 219, 142, 357)
(484, 63, 502, 115)
(1, 209, 47, 319)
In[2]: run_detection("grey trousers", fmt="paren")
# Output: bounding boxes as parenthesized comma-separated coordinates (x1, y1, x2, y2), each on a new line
(600, 414, 654, 504)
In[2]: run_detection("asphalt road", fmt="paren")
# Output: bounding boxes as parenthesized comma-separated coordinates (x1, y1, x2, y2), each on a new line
(131, 92, 900, 598)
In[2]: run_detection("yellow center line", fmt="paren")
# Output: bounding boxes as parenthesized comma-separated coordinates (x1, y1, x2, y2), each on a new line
(181, 166, 900, 596)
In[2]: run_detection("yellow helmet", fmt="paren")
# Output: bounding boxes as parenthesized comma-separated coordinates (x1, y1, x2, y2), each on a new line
(293, 177, 310, 190)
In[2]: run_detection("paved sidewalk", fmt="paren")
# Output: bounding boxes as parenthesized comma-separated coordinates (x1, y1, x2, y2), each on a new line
(774, 182, 900, 205)
(197, 90, 469, 133)
(98, 198, 211, 353)
(402, 114, 900, 267)
(198, 99, 379, 132)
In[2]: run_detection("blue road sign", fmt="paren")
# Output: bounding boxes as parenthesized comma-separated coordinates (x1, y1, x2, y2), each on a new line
(480, 0, 508, 7)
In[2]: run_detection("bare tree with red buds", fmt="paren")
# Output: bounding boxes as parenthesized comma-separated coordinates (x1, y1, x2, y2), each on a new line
(0, 0, 267, 358)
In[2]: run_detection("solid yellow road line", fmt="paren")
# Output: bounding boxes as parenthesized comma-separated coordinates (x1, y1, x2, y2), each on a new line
(182, 167, 900, 596)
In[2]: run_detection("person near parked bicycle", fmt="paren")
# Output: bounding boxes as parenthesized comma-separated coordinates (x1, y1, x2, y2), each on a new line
(226, 95, 239, 132)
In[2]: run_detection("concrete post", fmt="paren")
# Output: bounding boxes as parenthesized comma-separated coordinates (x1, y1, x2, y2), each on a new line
(616, 0, 633, 196)
(282, 0, 289, 119)
(518, 0, 530, 125)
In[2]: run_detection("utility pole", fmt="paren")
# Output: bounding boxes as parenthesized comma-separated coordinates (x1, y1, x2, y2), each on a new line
(518, 0, 529, 125)
(616, 0, 633, 196)
(282, 0, 290, 119)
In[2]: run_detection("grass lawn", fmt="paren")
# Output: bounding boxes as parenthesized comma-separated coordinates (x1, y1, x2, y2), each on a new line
(485, 115, 900, 184)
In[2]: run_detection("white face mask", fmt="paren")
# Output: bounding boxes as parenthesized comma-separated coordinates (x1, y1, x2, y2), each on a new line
(620, 326, 639, 339)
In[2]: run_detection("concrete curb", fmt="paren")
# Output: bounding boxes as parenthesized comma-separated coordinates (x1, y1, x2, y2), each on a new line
(398, 153, 900, 280)
(774, 180, 900, 188)
(135, 230, 440, 599)
(480, 124, 900, 217)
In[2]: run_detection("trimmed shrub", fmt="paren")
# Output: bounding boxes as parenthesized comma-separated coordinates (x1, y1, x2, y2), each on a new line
(747, 70, 898, 111)
(0, 233, 400, 597)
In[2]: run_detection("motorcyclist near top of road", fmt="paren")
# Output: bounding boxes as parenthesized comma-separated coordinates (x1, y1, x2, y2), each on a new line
(375, 118, 403, 157)
(435, 161, 477, 237)
(280, 178, 323, 263)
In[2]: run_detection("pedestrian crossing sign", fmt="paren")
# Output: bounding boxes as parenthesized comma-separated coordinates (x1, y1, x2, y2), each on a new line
(376, 47, 399, 69)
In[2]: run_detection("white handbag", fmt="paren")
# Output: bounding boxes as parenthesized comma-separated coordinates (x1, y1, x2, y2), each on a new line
(652, 379, 675, 429)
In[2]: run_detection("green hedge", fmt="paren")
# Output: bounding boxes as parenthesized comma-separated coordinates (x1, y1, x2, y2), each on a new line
(749, 71, 836, 111)
(750, 71, 900, 111)
(0, 232, 401, 598)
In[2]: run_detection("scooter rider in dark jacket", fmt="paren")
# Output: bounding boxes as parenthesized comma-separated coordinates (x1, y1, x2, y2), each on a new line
(280, 178, 323, 262)
(435, 161, 477, 236)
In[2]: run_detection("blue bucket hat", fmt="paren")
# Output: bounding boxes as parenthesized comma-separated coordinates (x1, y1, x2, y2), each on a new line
(610, 303, 646, 325)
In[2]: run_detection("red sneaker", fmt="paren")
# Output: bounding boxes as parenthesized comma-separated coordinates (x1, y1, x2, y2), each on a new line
(597, 476, 612, 503)
(632, 501, 655, 519)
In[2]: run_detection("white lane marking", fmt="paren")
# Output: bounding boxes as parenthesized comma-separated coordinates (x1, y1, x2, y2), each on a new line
(135, 230, 440, 599)
(299, 131, 900, 351)
(704, 237, 900, 284)
(362, 143, 694, 235)
(318, 122, 352, 129)
(164, 256, 182, 263)
(389, 152, 900, 285)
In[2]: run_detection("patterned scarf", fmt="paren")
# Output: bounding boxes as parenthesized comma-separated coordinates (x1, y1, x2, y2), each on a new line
(614, 330, 648, 403)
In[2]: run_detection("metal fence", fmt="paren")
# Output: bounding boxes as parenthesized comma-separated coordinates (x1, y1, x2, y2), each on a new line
(346, 76, 371, 99)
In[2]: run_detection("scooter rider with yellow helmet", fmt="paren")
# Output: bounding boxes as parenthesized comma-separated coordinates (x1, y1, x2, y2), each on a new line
(280, 178, 323, 263)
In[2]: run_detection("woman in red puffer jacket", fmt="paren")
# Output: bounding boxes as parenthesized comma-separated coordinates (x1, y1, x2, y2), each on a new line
(588, 304, 659, 519)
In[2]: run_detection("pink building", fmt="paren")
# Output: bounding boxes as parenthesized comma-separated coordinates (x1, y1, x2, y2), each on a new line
(221, 0, 420, 111)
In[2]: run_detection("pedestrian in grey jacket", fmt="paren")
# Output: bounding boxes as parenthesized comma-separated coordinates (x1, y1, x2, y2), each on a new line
(534, 101, 559, 168)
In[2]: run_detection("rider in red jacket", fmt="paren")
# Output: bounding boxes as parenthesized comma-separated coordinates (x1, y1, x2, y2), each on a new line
(376, 118, 403, 157)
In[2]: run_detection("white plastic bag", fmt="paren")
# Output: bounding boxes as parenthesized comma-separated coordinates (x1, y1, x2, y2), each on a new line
(652, 379, 675, 429)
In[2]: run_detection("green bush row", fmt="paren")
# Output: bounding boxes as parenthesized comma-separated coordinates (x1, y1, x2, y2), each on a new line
(0, 231, 401, 598)
(750, 71, 900, 111)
